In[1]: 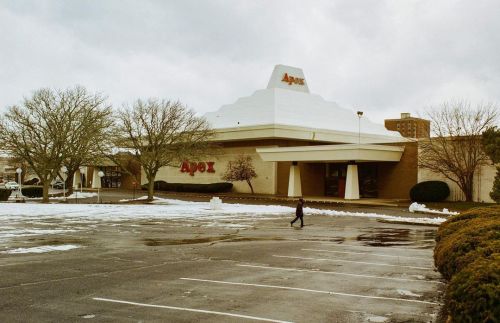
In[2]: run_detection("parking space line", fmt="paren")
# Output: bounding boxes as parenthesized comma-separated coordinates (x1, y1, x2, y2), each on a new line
(301, 248, 430, 261)
(273, 255, 433, 270)
(179, 278, 440, 305)
(93, 297, 294, 323)
(237, 264, 444, 284)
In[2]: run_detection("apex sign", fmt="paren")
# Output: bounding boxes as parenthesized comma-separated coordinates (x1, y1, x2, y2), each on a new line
(180, 161, 215, 176)
(281, 73, 305, 86)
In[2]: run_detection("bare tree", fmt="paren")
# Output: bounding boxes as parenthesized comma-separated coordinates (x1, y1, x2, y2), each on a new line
(0, 87, 112, 202)
(419, 101, 498, 201)
(115, 99, 215, 201)
(57, 87, 113, 194)
(222, 155, 257, 194)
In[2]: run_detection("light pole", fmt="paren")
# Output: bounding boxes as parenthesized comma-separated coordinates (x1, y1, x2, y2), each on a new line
(79, 166, 85, 193)
(16, 167, 22, 199)
(357, 111, 363, 144)
(97, 171, 104, 203)
(61, 166, 68, 201)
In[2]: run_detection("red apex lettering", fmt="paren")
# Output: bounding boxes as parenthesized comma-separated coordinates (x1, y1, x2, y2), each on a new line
(180, 161, 215, 176)
(180, 161, 190, 173)
(281, 73, 305, 86)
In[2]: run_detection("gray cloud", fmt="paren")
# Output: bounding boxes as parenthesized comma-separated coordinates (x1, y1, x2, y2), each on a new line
(1, 0, 499, 123)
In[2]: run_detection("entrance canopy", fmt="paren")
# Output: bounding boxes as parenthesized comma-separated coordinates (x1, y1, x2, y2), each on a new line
(256, 144, 404, 163)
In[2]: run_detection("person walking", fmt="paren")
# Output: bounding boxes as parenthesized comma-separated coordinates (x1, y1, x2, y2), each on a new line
(291, 198, 305, 227)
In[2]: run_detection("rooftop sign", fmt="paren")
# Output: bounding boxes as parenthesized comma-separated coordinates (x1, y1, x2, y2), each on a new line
(281, 73, 305, 86)
(266, 64, 309, 93)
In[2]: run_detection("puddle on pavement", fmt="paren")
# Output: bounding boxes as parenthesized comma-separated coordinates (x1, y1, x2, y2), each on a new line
(144, 235, 290, 246)
(298, 237, 346, 243)
(356, 227, 436, 249)
(143, 235, 238, 246)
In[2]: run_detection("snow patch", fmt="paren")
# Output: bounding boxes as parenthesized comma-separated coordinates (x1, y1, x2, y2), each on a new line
(409, 202, 459, 216)
(66, 192, 98, 199)
(367, 315, 389, 322)
(2, 244, 80, 254)
(29, 192, 98, 200)
(397, 289, 422, 297)
(0, 198, 447, 225)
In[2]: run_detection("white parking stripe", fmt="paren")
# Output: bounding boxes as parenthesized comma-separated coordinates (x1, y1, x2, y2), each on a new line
(180, 278, 440, 305)
(237, 264, 444, 284)
(301, 248, 430, 261)
(273, 255, 433, 270)
(93, 297, 294, 323)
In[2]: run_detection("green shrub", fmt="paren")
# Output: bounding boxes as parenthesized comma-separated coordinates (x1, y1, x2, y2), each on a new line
(436, 206, 500, 243)
(0, 188, 12, 201)
(435, 217, 500, 280)
(141, 181, 233, 193)
(447, 256, 500, 322)
(21, 186, 43, 198)
(491, 166, 500, 203)
(410, 181, 450, 202)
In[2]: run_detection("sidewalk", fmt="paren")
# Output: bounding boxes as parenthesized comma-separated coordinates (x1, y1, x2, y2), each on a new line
(105, 189, 409, 208)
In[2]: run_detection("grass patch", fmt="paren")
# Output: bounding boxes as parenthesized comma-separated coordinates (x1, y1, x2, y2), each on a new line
(426, 201, 496, 212)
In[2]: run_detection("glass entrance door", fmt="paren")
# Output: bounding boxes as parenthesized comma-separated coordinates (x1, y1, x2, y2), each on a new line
(325, 164, 347, 197)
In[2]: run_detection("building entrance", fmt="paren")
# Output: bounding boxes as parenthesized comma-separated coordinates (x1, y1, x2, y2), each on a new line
(325, 163, 378, 198)
(101, 166, 122, 188)
(325, 164, 347, 197)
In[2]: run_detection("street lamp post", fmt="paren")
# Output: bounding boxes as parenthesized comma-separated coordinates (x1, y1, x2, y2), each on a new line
(357, 111, 363, 144)
(97, 171, 104, 203)
(79, 166, 85, 193)
(16, 168, 22, 199)
(61, 166, 68, 201)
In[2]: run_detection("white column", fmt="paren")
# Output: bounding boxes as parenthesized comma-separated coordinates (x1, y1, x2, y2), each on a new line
(73, 170, 81, 189)
(345, 164, 360, 200)
(288, 163, 302, 197)
(92, 168, 101, 189)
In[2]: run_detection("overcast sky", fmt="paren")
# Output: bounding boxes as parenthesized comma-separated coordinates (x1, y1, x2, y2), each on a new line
(1, 0, 499, 123)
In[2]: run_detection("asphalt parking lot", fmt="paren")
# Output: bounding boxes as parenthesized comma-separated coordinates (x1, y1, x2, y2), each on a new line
(0, 203, 444, 322)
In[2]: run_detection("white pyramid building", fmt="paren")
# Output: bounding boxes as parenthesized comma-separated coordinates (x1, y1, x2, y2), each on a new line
(205, 64, 403, 141)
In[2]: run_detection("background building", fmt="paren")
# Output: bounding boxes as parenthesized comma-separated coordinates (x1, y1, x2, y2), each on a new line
(384, 113, 430, 138)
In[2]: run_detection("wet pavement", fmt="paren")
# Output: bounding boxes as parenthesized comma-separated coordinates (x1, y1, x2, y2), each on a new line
(0, 206, 444, 322)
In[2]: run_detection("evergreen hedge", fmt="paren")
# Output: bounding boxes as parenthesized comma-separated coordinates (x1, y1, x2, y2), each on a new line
(447, 256, 500, 322)
(434, 206, 500, 322)
(0, 188, 12, 201)
(21, 186, 43, 198)
(141, 181, 233, 193)
(434, 217, 499, 279)
(410, 181, 450, 202)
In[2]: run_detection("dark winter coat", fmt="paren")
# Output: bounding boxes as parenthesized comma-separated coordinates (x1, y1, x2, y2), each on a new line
(296, 202, 304, 217)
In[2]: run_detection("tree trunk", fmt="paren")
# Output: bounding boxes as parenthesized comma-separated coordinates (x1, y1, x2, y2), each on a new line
(147, 175, 155, 201)
(42, 181, 50, 203)
(459, 175, 474, 202)
(66, 170, 75, 196)
(464, 183, 474, 202)
(246, 179, 254, 194)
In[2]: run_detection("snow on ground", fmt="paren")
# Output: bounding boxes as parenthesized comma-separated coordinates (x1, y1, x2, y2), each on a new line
(408, 202, 459, 216)
(396, 289, 423, 298)
(0, 197, 448, 225)
(0, 197, 447, 248)
(29, 192, 98, 200)
(2, 244, 80, 254)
